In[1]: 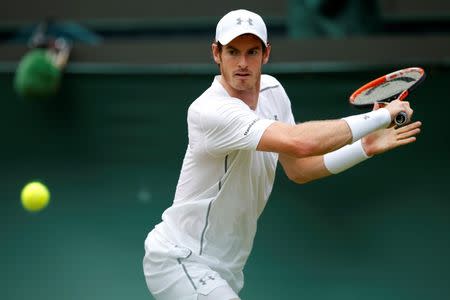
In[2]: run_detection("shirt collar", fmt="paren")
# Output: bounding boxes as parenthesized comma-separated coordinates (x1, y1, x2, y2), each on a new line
(212, 75, 230, 97)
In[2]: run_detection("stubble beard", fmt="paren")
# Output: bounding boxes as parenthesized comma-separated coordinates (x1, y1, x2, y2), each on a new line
(223, 69, 259, 93)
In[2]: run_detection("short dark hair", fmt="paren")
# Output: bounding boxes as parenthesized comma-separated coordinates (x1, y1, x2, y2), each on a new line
(214, 40, 268, 54)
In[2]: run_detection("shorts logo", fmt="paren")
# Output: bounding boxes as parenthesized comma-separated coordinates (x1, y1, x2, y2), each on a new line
(244, 118, 259, 136)
(199, 274, 216, 286)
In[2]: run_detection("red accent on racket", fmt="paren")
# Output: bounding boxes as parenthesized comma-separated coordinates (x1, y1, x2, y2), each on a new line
(349, 67, 426, 126)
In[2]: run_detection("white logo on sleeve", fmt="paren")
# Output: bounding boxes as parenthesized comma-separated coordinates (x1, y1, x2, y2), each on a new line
(244, 118, 259, 136)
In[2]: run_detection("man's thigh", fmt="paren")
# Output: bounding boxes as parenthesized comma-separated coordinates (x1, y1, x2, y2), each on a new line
(143, 231, 239, 300)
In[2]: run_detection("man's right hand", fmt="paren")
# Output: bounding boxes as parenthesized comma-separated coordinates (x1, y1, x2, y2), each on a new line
(381, 99, 414, 124)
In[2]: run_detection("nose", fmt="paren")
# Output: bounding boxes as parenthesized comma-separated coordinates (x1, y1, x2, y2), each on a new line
(238, 54, 248, 69)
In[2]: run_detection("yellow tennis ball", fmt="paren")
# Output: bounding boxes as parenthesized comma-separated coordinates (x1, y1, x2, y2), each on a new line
(21, 181, 50, 212)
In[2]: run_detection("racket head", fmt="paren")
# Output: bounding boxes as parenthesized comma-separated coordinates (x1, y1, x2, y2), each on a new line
(349, 67, 426, 109)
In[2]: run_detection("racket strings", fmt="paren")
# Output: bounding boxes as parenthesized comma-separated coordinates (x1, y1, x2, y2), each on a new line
(356, 73, 421, 105)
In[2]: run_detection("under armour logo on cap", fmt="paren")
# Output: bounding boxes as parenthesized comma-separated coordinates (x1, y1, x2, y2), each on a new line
(236, 17, 253, 26)
(215, 9, 268, 46)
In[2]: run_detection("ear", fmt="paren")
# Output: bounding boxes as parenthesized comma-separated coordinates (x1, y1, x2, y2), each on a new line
(262, 43, 271, 65)
(211, 43, 221, 65)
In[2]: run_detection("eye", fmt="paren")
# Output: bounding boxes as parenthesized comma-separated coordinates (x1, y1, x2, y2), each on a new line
(248, 49, 259, 56)
(227, 49, 238, 56)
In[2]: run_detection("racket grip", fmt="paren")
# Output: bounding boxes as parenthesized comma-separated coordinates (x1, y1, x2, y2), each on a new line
(394, 111, 409, 126)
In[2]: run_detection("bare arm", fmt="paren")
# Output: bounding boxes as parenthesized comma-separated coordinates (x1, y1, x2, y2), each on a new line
(257, 119, 353, 157)
(257, 119, 352, 184)
(277, 121, 421, 184)
(257, 100, 419, 184)
(257, 99, 412, 157)
(278, 154, 332, 184)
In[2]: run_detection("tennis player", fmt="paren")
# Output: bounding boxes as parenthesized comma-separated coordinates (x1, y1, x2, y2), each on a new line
(143, 9, 422, 300)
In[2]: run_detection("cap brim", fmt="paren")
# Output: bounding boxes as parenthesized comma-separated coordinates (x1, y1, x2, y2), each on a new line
(217, 29, 267, 47)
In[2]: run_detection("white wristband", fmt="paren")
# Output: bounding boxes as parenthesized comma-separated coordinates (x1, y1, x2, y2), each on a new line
(323, 140, 371, 174)
(343, 108, 391, 142)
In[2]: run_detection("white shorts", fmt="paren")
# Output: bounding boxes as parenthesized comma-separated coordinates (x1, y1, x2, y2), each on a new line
(143, 229, 240, 300)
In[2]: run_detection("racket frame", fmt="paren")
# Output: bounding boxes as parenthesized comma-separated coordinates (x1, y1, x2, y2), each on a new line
(349, 67, 426, 109)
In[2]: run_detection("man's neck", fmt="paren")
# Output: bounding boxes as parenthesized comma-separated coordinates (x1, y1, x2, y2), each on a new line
(231, 89, 259, 110)
(219, 76, 260, 111)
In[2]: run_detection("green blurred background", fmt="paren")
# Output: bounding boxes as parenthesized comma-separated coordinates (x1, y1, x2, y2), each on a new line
(1, 0, 450, 299)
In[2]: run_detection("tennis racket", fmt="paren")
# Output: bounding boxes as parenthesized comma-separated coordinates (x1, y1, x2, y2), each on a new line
(349, 67, 426, 126)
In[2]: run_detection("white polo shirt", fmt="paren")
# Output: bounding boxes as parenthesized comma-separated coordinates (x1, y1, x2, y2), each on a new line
(154, 74, 295, 291)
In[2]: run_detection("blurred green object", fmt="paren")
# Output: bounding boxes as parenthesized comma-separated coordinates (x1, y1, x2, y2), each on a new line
(14, 49, 61, 99)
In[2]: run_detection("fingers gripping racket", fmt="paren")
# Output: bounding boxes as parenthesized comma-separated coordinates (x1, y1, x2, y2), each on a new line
(349, 67, 426, 126)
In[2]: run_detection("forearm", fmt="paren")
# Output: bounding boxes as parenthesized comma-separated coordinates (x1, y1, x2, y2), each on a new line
(280, 139, 371, 184)
(279, 153, 331, 184)
(258, 108, 392, 158)
(258, 119, 353, 157)
(288, 108, 393, 155)
(287, 119, 353, 157)
(342, 108, 391, 142)
(323, 139, 371, 174)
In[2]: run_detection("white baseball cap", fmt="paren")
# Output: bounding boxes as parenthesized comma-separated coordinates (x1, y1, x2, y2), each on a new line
(215, 9, 268, 46)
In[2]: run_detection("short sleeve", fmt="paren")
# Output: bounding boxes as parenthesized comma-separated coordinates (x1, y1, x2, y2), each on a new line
(189, 97, 274, 157)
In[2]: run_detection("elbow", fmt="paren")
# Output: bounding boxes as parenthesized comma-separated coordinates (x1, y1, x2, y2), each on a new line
(292, 177, 311, 185)
(286, 171, 312, 185)
(290, 138, 320, 158)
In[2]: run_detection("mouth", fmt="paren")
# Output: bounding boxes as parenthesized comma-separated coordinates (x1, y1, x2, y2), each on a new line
(234, 71, 251, 79)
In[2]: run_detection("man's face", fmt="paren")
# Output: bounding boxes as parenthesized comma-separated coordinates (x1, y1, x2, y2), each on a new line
(213, 34, 270, 94)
